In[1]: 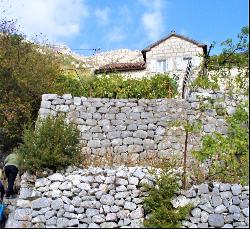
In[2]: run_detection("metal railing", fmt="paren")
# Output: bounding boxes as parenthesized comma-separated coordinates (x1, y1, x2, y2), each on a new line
(182, 60, 193, 99)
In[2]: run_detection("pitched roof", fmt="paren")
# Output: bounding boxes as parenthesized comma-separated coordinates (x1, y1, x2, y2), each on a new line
(142, 31, 207, 53)
(94, 62, 146, 74)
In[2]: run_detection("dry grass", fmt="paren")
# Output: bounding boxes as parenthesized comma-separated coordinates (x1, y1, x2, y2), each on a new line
(81, 149, 182, 169)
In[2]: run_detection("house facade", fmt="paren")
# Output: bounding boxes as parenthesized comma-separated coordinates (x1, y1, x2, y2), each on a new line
(95, 32, 207, 98)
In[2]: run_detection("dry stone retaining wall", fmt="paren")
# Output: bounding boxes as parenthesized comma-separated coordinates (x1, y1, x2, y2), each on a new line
(177, 182, 249, 228)
(39, 95, 190, 164)
(38, 89, 246, 165)
(7, 166, 249, 228)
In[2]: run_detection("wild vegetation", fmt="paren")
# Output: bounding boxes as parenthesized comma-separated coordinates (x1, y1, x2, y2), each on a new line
(192, 101, 249, 185)
(143, 159, 192, 228)
(16, 116, 81, 173)
(54, 72, 177, 99)
(0, 19, 62, 153)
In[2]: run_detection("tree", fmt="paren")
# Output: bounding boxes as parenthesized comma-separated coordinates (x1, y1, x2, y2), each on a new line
(0, 18, 61, 152)
(204, 26, 249, 70)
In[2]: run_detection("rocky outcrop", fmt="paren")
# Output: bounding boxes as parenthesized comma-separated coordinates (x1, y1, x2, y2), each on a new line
(63, 49, 144, 70)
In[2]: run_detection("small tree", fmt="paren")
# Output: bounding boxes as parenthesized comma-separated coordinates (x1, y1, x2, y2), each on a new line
(16, 116, 82, 173)
(143, 158, 192, 228)
(170, 120, 202, 189)
(203, 26, 249, 71)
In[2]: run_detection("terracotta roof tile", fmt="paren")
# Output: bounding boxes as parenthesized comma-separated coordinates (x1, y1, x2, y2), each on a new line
(95, 62, 146, 74)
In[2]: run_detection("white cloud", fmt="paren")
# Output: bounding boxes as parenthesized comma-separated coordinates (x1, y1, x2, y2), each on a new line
(107, 27, 125, 43)
(94, 7, 110, 26)
(140, 0, 166, 41)
(142, 10, 164, 41)
(1, 0, 89, 42)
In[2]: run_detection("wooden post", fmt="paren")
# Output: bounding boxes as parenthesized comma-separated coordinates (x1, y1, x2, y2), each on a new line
(183, 127, 188, 189)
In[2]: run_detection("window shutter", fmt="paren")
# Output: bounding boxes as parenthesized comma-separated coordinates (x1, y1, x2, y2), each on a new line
(168, 59, 173, 71)
(150, 60, 157, 72)
(163, 60, 167, 72)
(176, 58, 182, 70)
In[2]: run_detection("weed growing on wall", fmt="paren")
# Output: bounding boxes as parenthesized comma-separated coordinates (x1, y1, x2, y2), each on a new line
(143, 159, 192, 228)
(16, 116, 82, 173)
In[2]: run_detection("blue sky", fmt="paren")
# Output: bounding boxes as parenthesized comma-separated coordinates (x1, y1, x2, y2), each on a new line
(1, 0, 249, 55)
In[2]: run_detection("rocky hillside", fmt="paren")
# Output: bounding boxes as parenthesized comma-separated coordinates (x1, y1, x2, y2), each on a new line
(54, 45, 144, 72)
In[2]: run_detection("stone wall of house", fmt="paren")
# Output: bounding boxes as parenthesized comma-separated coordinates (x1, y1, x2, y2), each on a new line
(38, 90, 247, 165)
(6, 166, 249, 228)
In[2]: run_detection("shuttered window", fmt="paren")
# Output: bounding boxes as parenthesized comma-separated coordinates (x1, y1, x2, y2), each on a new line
(156, 60, 167, 73)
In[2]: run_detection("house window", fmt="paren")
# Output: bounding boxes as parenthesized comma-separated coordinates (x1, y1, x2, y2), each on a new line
(156, 60, 167, 73)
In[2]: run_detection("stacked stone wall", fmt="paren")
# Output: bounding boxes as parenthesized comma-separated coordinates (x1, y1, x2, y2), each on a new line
(7, 166, 249, 228)
(38, 89, 246, 165)
(39, 95, 189, 165)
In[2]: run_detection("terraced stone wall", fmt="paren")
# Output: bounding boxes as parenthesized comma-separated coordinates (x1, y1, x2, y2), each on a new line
(7, 166, 249, 228)
(38, 90, 246, 165)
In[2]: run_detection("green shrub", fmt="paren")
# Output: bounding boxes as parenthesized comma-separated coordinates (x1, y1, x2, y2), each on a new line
(54, 74, 86, 97)
(56, 73, 178, 99)
(143, 159, 192, 228)
(192, 101, 249, 185)
(89, 73, 177, 99)
(191, 75, 219, 90)
(16, 116, 82, 173)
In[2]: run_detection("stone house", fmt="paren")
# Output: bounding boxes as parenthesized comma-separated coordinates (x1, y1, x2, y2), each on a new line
(95, 31, 207, 98)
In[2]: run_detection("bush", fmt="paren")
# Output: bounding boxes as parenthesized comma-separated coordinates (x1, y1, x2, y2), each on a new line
(191, 75, 219, 90)
(54, 74, 86, 97)
(90, 73, 177, 99)
(16, 116, 82, 173)
(143, 159, 192, 228)
(56, 73, 178, 99)
(192, 101, 249, 185)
